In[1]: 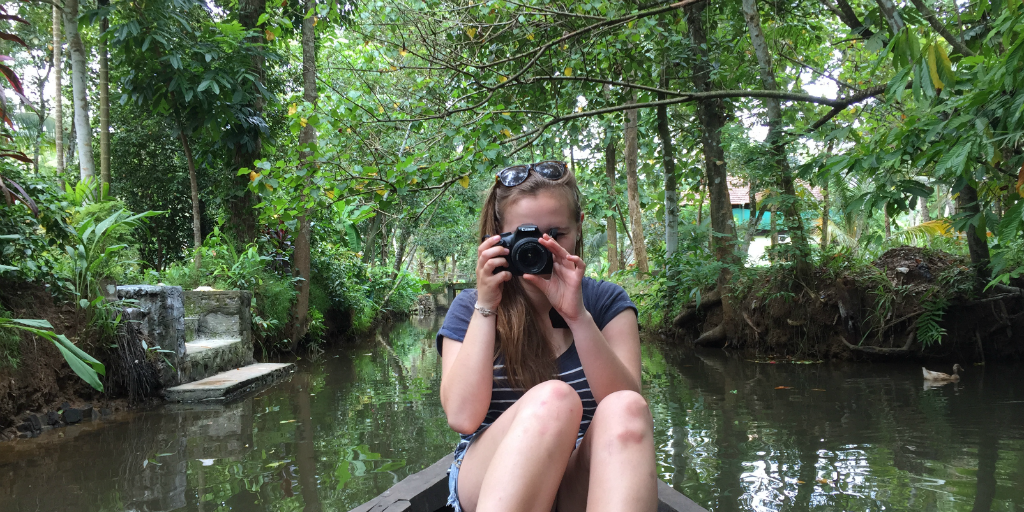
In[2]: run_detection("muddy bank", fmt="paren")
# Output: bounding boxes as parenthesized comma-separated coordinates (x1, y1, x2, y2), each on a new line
(0, 280, 160, 440)
(670, 246, 1024, 362)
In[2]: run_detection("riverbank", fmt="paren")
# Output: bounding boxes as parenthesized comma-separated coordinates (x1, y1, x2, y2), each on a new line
(669, 246, 1024, 362)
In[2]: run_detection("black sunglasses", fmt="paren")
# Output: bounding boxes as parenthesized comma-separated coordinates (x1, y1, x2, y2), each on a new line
(496, 161, 568, 188)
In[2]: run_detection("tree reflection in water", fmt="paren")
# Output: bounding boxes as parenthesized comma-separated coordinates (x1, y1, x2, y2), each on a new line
(644, 344, 1024, 512)
(1, 320, 1022, 512)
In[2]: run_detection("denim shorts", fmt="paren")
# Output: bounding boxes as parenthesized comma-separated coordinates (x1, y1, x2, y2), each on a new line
(446, 429, 584, 512)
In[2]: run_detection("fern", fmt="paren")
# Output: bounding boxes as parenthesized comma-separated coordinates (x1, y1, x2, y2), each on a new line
(916, 295, 949, 348)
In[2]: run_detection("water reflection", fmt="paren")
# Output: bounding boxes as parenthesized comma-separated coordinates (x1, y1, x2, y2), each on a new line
(0, 316, 456, 512)
(644, 346, 1024, 512)
(1, 319, 1022, 512)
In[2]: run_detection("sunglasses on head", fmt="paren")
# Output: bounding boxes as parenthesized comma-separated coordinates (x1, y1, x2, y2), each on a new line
(496, 160, 568, 188)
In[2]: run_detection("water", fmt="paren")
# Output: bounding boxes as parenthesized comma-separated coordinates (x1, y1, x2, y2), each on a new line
(0, 317, 1022, 512)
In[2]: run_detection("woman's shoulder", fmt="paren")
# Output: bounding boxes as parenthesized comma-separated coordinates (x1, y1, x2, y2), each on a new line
(582, 277, 636, 330)
(582, 276, 630, 300)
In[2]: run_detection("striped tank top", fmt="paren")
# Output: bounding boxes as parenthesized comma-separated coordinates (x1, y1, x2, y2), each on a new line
(467, 341, 595, 442)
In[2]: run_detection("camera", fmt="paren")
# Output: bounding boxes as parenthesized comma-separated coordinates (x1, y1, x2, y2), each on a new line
(487, 224, 555, 276)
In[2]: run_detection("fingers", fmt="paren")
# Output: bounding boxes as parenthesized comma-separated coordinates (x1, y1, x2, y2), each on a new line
(539, 234, 571, 259)
(477, 234, 501, 256)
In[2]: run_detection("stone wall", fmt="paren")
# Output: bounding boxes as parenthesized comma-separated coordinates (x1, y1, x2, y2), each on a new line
(183, 290, 254, 364)
(116, 285, 186, 387)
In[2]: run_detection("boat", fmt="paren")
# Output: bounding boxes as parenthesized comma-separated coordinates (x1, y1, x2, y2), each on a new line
(348, 454, 708, 512)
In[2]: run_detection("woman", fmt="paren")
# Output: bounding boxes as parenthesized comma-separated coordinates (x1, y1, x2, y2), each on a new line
(436, 161, 658, 512)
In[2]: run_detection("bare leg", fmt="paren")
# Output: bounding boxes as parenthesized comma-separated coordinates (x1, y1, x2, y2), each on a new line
(457, 380, 583, 512)
(556, 390, 658, 512)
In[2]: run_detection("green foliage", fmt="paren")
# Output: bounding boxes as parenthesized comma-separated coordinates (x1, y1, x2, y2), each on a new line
(915, 292, 949, 348)
(0, 317, 105, 391)
(64, 205, 162, 307)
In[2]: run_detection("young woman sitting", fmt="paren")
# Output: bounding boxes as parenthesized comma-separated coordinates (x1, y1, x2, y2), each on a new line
(435, 161, 658, 512)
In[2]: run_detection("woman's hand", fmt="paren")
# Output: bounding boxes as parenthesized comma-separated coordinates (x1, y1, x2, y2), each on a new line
(523, 234, 586, 322)
(476, 235, 512, 309)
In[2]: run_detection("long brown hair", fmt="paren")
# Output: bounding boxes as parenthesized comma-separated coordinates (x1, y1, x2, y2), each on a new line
(479, 164, 583, 390)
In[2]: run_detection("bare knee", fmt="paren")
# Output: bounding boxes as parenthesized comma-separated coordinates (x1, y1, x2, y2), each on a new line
(594, 391, 652, 447)
(515, 380, 583, 434)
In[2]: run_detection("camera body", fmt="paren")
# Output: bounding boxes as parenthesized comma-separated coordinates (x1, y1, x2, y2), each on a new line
(489, 224, 555, 276)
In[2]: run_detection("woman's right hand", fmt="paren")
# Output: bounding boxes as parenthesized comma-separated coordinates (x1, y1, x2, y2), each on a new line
(476, 235, 511, 309)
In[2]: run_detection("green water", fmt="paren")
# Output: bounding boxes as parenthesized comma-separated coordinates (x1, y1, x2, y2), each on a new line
(0, 316, 1022, 512)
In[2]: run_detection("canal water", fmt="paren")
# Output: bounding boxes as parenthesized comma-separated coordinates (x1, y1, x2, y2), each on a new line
(1, 316, 1022, 512)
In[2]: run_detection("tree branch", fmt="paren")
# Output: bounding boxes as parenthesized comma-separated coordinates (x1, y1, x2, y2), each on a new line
(907, 0, 975, 57)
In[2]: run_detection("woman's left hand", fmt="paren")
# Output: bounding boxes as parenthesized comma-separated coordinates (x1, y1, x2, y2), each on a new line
(522, 234, 587, 322)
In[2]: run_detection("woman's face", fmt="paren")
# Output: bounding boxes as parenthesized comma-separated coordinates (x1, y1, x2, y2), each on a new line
(500, 189, 579, 256)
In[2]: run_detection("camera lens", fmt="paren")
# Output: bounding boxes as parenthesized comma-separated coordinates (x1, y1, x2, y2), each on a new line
(512, 240, 550, 274)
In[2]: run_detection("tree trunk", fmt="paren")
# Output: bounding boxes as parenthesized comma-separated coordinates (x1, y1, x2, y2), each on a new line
(821, 181, 830, 252)
(686, 4, 739, 269)
(919, 193, 932, 223)
(287, 0, 318, 350)
(180, 131, 203, 269)
(52, 4, 63, 176)
(99, 0, 110, 188)
(656, 65, 679, 261)
(604, 137, 619, 275)
(742, 0, 812, 277)
(686, 1, 740, 344)
(362, 214, 382, 264)
(624, 99, 649, 273)
(63, 0, 95, 181)
(958, 182, 990, 281)
(228, 0, 268, 244)
(33, 64, 52, 175)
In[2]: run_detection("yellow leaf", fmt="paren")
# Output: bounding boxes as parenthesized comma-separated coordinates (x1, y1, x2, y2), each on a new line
(299, 117, 308, 127)
(458, 175, 470, 188)
(466, 27, 477, 39)
(376, 189, 386, 196)
(501, 128, 512, 138)
(326, 189, 335, 199)
(927, 45, 944, 90)
(378, 105, 384, 113)
(561, 44, 568, 50)
(390, 65, 397, 71)
(526, 33, 534, 41)
(564, 67, 573, 77)
(399, 48, 408, 57)
(288, 103, 297, 116)
(265, 29, 275, 41)
(346, 128, 352, 133)
(249, 171, 260, 182)
(313, 16, 317, 26)
(410, 177, 418, 184)
(499, 75, 508, 83)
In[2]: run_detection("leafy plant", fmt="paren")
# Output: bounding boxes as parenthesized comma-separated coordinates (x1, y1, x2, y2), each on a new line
(65, 208, 162, 307)
(916, 293, 949, 348)
(0, 318, 105, 391)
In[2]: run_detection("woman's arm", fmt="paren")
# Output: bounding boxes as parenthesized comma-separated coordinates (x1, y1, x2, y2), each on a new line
(440, 235, 512, 435)
(565, 309, 641, 402)
(440, 311, 499, 435)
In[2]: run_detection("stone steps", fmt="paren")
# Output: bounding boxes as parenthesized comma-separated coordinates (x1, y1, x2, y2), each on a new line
(164, 363, 295, 402)
(183, 337, 249, 382)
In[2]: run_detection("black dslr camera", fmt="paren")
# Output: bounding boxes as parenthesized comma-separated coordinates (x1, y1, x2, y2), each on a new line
(488, 224, 556, 276)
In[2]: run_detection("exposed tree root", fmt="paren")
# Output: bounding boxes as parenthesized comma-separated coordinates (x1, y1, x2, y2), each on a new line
(672, 287, 722, 328)
(693, 324, 726, 346)
(841, 332, 915, 355)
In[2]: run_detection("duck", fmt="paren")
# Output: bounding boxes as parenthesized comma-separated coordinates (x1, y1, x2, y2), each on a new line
(922, 364, 962, 382)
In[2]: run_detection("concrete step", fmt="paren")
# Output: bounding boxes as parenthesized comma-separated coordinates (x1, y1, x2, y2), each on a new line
(183, 338, 252, 382)
(164, 363, 294, 402)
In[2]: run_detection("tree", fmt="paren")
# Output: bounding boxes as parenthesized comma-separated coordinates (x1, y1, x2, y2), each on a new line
(63, 0, 95, 180)
(288, 0, 319, 349)
(52, 3, 62, 175)
(623, 98, 648, 273)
